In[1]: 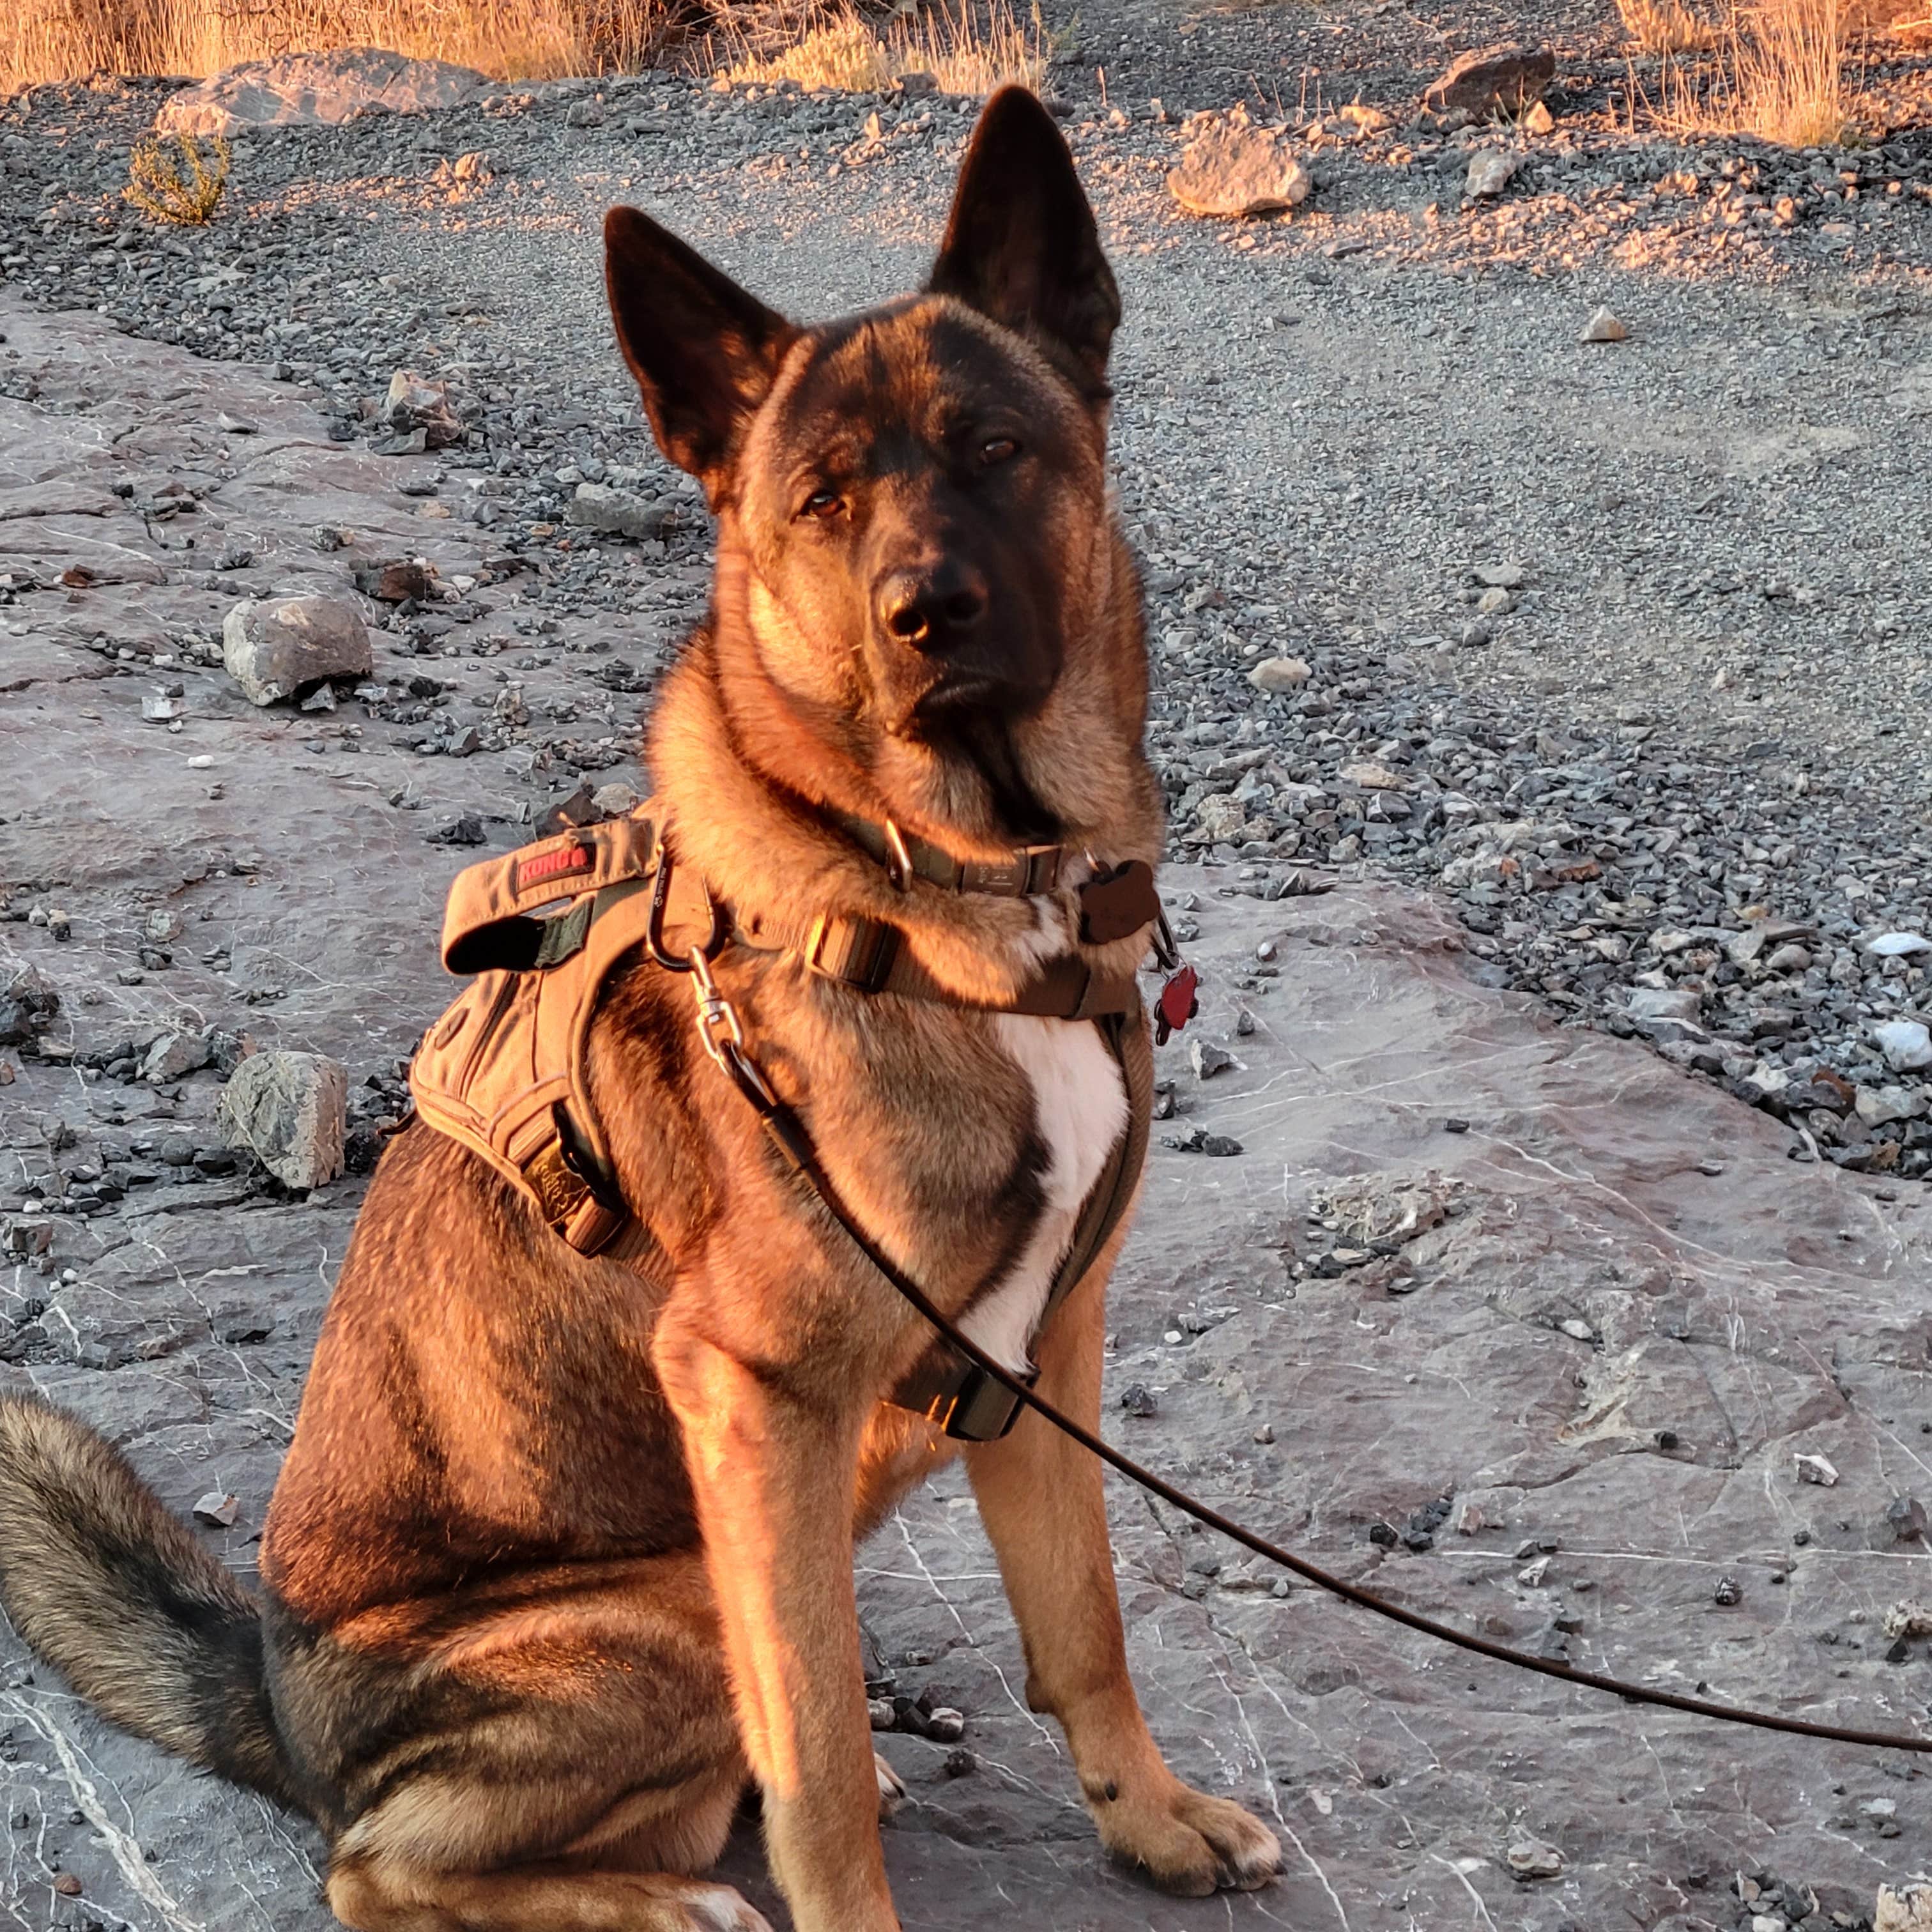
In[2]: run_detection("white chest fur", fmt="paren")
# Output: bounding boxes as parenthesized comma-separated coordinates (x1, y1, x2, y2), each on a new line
(960, 1015, 1128, 1372)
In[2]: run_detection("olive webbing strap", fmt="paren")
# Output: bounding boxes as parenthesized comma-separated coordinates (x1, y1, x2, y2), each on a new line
(700, 1025, 1932, 1757)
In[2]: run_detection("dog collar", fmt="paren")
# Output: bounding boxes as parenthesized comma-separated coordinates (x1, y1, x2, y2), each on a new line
(828, 808, 1069, 898)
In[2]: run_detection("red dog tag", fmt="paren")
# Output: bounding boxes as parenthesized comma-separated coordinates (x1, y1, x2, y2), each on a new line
(1154, 965, 1199, 1045)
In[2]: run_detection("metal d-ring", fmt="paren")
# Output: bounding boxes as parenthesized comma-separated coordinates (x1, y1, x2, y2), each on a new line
(645, 836, 725, 972)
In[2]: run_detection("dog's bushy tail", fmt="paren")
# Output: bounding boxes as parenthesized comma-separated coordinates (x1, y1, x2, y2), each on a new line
(0, 1396, 298, 1810)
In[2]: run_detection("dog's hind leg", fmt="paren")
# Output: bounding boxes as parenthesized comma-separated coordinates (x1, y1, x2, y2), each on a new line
(964, 1249, 1284, 1897)
(296, 1552, 763, 1932)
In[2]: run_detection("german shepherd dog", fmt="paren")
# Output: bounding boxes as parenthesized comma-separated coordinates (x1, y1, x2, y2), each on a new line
(0, 88, 1280, 1931)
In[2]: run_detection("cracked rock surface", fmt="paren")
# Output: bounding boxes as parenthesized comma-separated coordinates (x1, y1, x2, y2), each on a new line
(3, 176, 1932, 1932)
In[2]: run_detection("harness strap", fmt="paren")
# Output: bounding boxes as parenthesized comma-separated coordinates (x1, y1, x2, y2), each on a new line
(885, 1006, 1153, 1439)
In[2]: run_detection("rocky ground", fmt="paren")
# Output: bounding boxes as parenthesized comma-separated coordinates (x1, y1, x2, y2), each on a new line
(3, 15, 1932, 1931)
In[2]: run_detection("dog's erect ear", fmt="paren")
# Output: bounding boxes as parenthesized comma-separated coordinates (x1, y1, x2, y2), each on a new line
(926, 86, 1121, 386)
(604, 206, 797, 498)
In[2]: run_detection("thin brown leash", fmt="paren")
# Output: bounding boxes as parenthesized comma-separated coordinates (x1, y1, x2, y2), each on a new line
(682, 947, 1932, 1757)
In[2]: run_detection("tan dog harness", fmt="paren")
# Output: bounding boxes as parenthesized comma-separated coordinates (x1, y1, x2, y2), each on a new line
(408, 804, 1159, 1441)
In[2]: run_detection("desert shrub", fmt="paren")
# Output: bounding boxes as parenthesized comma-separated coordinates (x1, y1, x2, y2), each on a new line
(124, 129, 230, 222)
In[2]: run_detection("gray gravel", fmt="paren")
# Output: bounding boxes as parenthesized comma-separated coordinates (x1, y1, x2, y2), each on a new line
(4, 65, 1932, 1180)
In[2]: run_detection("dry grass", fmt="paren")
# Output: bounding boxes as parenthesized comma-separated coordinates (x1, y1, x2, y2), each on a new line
(1652, 0, 1855, 144)
(1617, 0, 1716, 55)
(3, 0, 672, 93)
(716, 0, 1046, 95)
(123, 128, 230, 220)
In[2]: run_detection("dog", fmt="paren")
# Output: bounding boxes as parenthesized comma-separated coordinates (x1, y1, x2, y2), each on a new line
(0, 86, 1282, 1932)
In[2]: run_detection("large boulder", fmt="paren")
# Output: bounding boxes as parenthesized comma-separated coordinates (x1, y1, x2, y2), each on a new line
(157, 48, 491, 136)
(1167, 113, 1312, 218)
(222, 595, 372, 706)
(1422, 43, 1556, 116)
(217, 1050, 348, 1190)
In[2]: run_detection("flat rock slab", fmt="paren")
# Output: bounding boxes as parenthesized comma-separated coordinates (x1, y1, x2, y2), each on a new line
(5, 314, 1932, 1932)
(155, 48, 493, 135)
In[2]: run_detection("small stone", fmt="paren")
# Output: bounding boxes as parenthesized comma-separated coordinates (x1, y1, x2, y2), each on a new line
(139, 1030, 210, 1084)
(1190, 1039, 1235, 1080)
(223, 595, 372, 706)
(1340, 760, 1405, 792)
(1558, 1318, 1595, 1341)
(217, 1049, 348, 1190)
(1579, 306, 1629, 344)
(0, 963, 59, 1046)
(868, 1697, 894, 1731)
(383, 369, 463, 449)
(941, 1747, 976, 1777)
(1522, 98, 1556, 134)
(1248, 655, 1310, 693)
(1466, 151, 1519, 198)
(1475, 585, 1514, 615)
(1200, 1133, 1243, 1158)
(924, 1706, 965, 1743)
(192, 1491, 240, 1528)
(1120, 1383, 1158, 1418)
(1253, 1423, 1275, 1444)
(1866, 931, 1932, 958)
(1889, 1495, 1928, 1542)
(428, 814, 487, 847)
(565, 97, 606, 127)
(569, 482, 670, 539)
(141, 693, 187, 723)
(1795, 1452, 1840, 1486)
(1505, 1837, 1563, 1878)
(590, 782, 642, 818)
(1473, 562, 1524, 588)
(298, 682, 338, 713)
(1169, 116, 1312, 217)
(52, 1873, 82, 1898)
(215, 411, 257, 433)
(1873, 1018, 1932, 1072)
(353, 558, 434, 603)
(1442, 1116, 1469, 1133)
(1713, 1575, 1741, 1605)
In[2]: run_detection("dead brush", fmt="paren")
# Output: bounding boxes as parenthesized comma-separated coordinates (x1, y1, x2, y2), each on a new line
(715, 0, 1048, 95)
(1652, 0, 1856, 145)
(1616, 0, 1716, 54)
(123, 130, 231, 224)
(4, 0, 675, 91)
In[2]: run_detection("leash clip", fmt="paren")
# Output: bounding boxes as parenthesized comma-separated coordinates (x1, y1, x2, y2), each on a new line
(688, 949, 779, 1109)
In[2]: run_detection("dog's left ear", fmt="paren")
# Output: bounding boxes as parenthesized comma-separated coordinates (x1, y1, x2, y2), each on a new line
(604, 206, 798, 503)
(926, 86, 1120, 390)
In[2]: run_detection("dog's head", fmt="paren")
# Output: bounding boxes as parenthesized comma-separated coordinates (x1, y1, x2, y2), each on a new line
(604, 88, 1151, 854)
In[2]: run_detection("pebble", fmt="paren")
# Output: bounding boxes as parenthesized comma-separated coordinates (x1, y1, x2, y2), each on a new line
(1247, 656, 1310, 693)
(1579, 305, 1629, 343)
(1119, 1383, 1158, 1417)
(191, 1491, 240, 1528)
(222, 595, 372, 706)
(1795, 1452, 1841, 1486)
(1189, 1038, 1235, 1079)
(1505, 1837, 1564, 1878)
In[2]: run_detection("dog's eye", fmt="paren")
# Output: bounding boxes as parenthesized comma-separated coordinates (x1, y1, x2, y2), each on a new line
(800, 489, 842, 521)
(979, 436, 1020, 466)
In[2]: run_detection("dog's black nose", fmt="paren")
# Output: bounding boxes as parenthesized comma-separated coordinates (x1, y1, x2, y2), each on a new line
(875, 564, 988, 653)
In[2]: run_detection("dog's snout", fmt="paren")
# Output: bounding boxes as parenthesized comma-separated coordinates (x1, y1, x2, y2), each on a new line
(875, 563, 988, 653)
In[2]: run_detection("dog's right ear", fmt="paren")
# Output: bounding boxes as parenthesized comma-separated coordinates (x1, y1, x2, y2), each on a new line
(604, 207, 797, 502)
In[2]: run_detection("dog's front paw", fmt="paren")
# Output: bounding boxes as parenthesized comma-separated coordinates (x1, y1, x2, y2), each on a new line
(1091, 1775, 1282, 1897)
